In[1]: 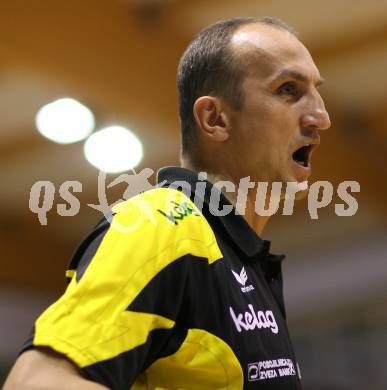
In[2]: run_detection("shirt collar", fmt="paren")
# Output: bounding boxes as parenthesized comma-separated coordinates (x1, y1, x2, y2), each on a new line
(157, 166, 284, 262)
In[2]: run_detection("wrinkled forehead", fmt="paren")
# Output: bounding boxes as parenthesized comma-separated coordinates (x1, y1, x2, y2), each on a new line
(230, 24, 320, 81)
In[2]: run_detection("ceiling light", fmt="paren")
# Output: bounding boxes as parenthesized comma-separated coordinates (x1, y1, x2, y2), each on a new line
(84, 126, 143, 173)
(36, 98, 95, 144)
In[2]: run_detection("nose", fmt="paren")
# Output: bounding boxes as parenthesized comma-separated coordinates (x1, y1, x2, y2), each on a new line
(300, 95, 331, 131)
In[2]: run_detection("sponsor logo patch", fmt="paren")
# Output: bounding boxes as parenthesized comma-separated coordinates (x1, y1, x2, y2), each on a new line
(229, 304, 278, 334)
(231, 266, 254, 293)
(157, 200, 200, 225)
(248, 358, 296, 381)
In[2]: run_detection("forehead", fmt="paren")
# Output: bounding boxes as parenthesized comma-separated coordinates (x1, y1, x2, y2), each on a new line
(230, 24, 321, 82)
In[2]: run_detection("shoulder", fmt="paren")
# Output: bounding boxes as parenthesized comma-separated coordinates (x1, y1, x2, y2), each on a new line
(109, 187, 222, 263)
(67, 187, 222, 283)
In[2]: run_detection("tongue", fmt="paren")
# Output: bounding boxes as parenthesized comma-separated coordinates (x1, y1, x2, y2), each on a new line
(293, 158, 307, 167)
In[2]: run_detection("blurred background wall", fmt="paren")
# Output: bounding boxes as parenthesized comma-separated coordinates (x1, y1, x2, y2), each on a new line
(0, 0, 386, 388)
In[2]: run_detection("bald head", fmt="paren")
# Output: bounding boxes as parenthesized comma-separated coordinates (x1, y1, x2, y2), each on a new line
(229, 25, 323, 97)
(177, 17, 297, 158)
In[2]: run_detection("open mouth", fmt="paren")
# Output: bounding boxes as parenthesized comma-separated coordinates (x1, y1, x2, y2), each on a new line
(292, 145, 313, 168)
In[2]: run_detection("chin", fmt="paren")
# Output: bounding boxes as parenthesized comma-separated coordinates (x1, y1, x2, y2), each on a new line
(294, 187, 308, 200)
(278, 175, 310, 201)
(278, 185, 308, 201)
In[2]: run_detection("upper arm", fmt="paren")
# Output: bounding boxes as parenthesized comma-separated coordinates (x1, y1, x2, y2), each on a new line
(19, 189, 221, 389)
(3, 348, 108, 390)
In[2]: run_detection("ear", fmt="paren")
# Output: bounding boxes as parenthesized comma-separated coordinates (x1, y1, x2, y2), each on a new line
(193, 96, 229, 142)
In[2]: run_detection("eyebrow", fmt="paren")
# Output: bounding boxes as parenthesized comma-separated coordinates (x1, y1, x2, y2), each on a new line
(273, 69, 325, 86)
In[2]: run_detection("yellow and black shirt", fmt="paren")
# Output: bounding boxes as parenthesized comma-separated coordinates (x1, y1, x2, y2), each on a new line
(22, 167, 302, 389)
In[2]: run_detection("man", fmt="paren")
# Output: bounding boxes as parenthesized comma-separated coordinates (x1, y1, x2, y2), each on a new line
(4, 16, 330, 389)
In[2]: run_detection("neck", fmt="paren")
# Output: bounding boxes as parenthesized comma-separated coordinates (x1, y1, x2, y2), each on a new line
(181, 160, 270, 236)
(212, 173, 270, 237)
(236, 192, 270, 236)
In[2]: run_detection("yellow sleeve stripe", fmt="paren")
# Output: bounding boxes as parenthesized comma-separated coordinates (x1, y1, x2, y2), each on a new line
(33, 188, 223, 367)
(34, 311, 174, 368)
(139, 328, 244, 389)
